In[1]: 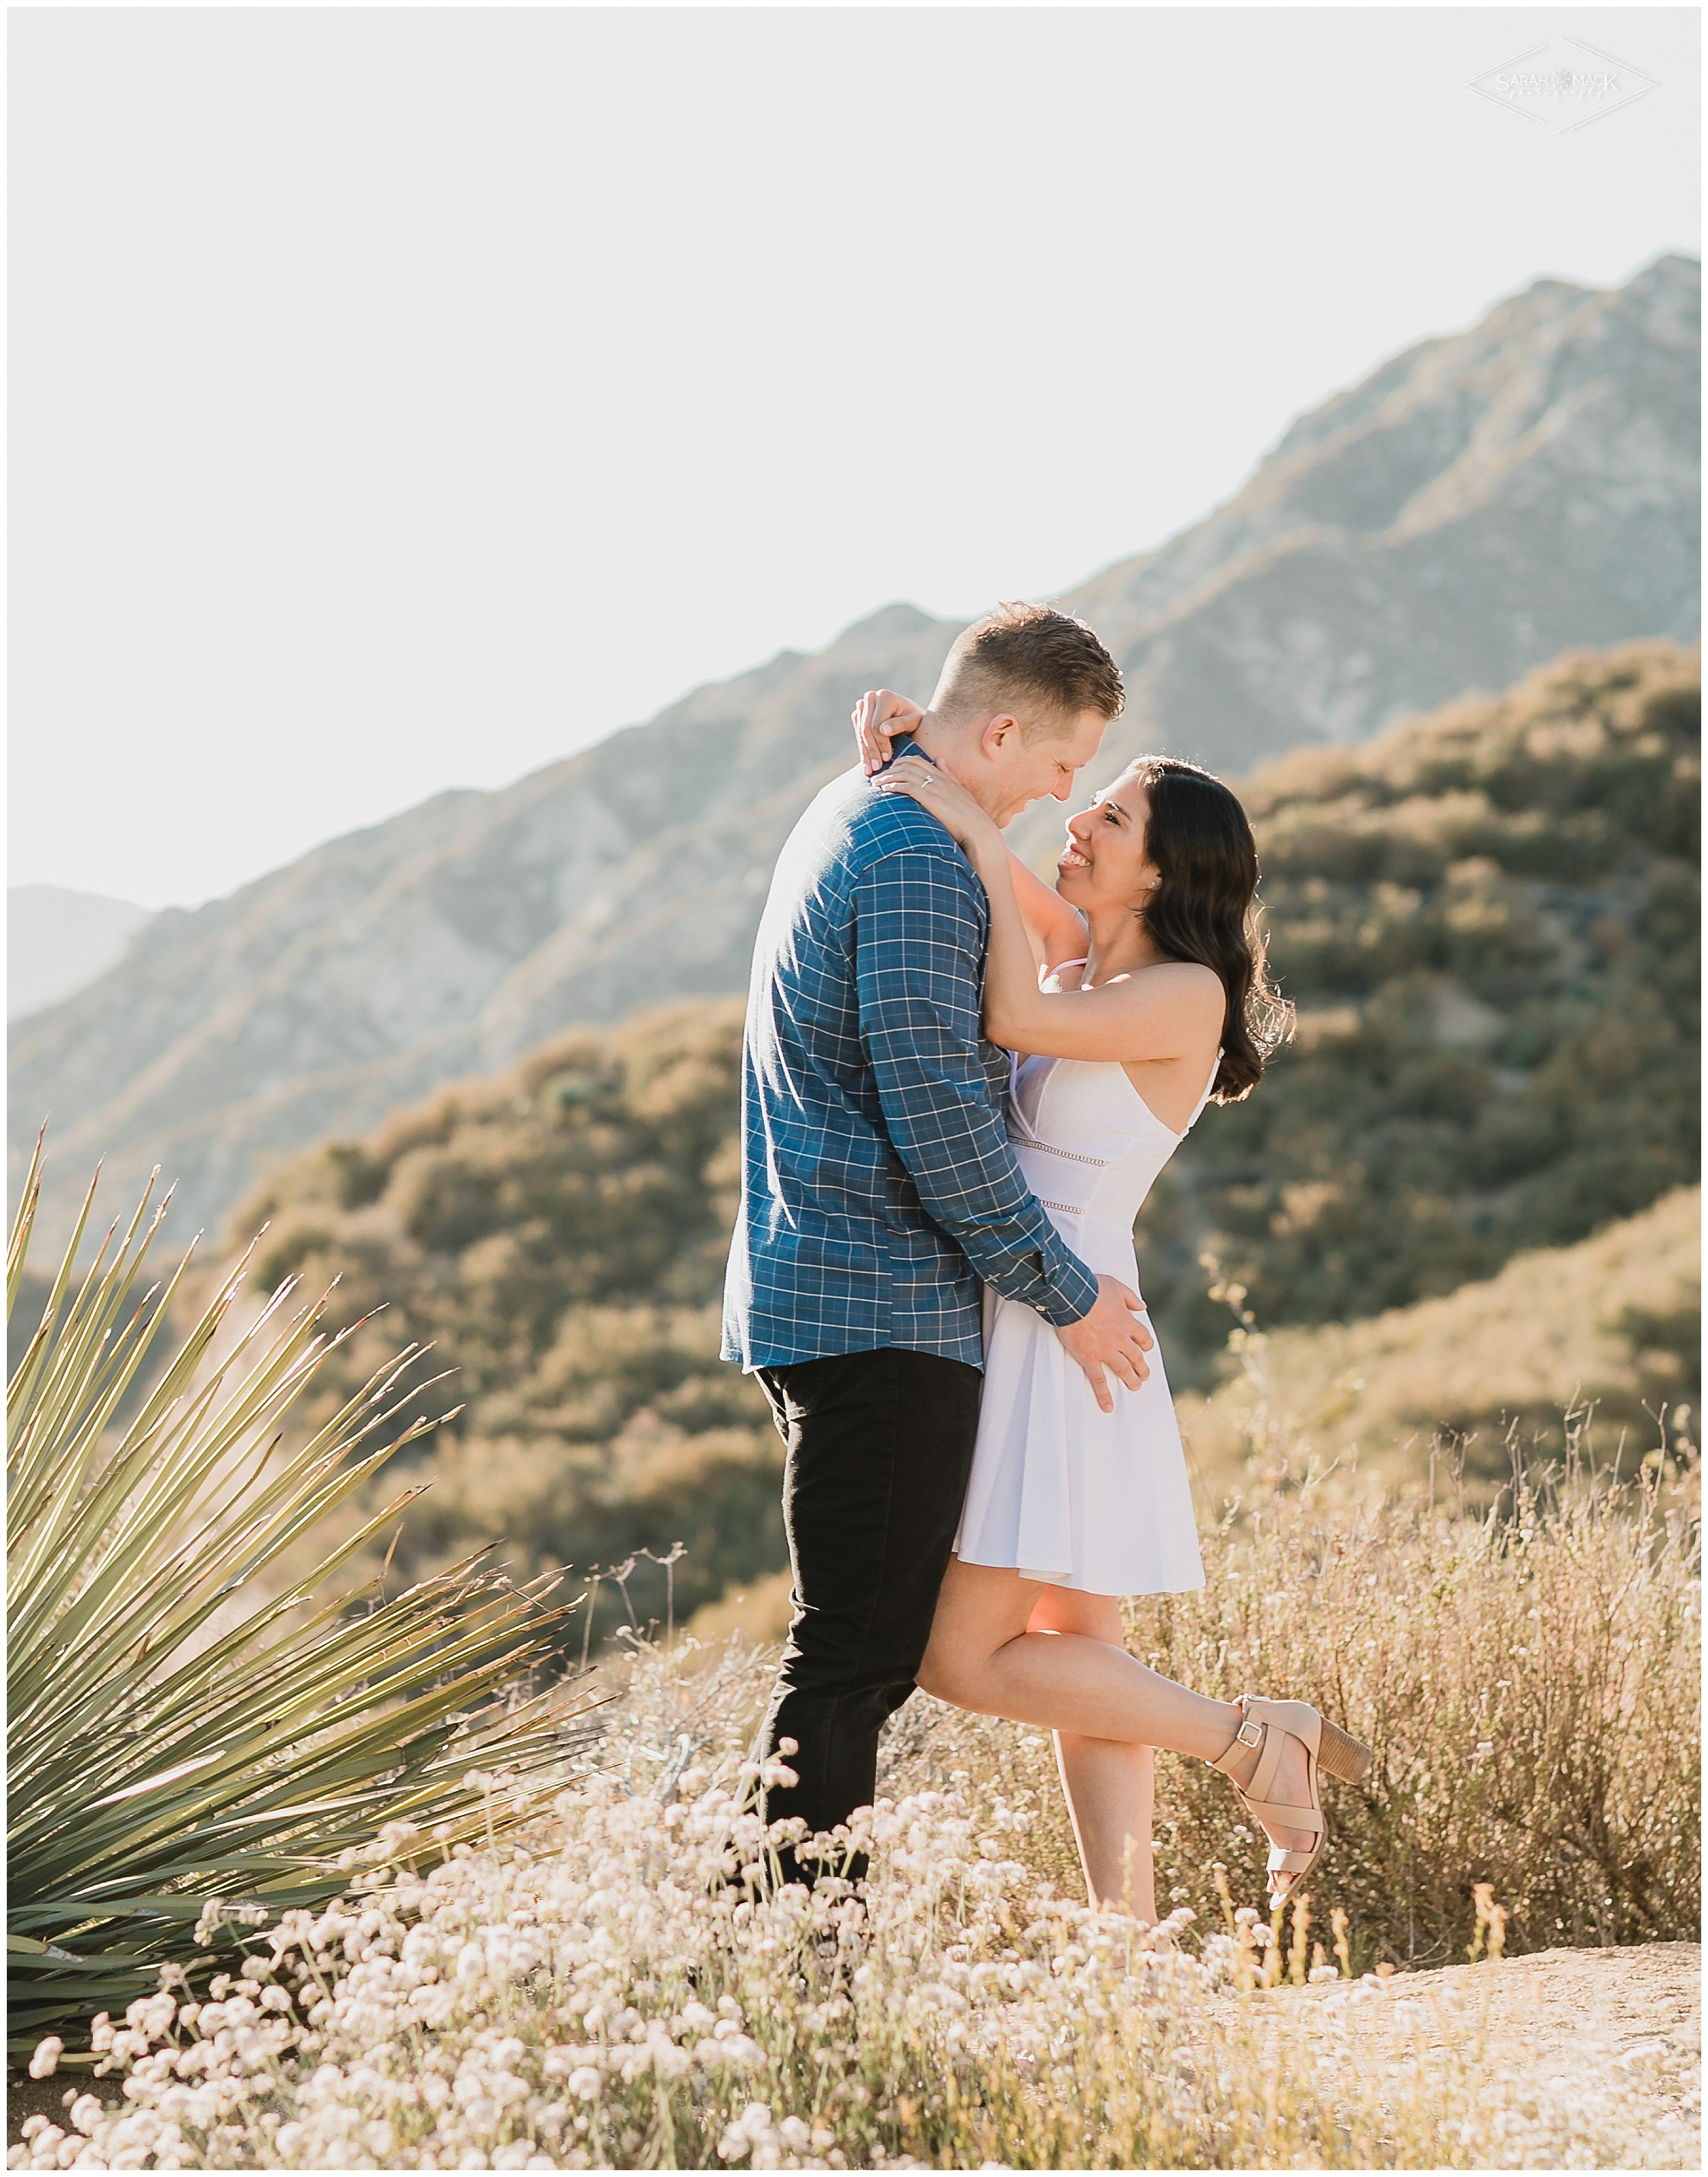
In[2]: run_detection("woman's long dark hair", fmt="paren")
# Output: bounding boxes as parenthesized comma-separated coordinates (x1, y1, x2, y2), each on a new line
(1124, 756, 1292, 1101)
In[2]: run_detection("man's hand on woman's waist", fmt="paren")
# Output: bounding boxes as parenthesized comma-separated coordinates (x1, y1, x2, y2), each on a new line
(1055, 1275, 1154, 1414)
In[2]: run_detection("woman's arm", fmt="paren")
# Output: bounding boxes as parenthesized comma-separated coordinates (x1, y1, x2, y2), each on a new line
(853, 689, 1086, 972)
(875, 758, 1223, 1063)
(1004, 853, 1090, 974)
(968, 823, 1220, 1062)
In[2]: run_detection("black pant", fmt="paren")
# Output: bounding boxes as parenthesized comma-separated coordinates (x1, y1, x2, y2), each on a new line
(754, 1346, 981, 1884)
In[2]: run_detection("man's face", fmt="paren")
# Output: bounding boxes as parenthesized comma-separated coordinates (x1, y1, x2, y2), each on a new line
(943, 707, 1111, 828)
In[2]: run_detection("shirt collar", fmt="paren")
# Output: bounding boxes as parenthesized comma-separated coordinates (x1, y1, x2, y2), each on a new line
(875, 732, 937, 777)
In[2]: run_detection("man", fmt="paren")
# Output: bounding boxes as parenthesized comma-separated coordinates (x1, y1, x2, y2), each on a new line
(721, 601, 1153, 1880)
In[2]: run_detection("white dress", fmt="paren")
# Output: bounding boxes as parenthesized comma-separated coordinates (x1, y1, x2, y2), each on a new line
(956, 970, 1213, 1597)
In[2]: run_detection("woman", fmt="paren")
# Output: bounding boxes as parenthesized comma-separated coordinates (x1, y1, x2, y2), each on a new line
(850, 690, 1370, 1920)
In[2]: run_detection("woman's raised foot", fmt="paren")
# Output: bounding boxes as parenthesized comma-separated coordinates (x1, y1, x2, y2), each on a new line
(1217, 1716, 1314, 1884)
(1207, 1694, 1370, 1900)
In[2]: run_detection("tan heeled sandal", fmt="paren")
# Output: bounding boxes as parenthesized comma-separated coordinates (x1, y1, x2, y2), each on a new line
(1209, 1693, 1373, 1900)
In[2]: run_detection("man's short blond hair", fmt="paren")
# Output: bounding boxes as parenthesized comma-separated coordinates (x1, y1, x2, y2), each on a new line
(931, 602, 1124, 739)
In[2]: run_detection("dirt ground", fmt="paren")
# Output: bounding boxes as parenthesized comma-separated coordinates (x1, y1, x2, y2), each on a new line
(1280, 1936, 1698, 2067)
(1272, 1940, 1701, 2165)
(10, 1942, 1700, 2163)
(6, 2068, 123, 2149)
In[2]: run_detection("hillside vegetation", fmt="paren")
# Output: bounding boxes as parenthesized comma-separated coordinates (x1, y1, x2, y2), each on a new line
(1138, 638, 1699, 1378)
(1180, 1186, 1699, 1496)
(230, 641, 1698, 1632)
(231, 1000, 775, 1637)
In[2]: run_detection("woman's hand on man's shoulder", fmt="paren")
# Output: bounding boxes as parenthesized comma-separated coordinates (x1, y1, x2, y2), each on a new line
(853, 689, 924, 775)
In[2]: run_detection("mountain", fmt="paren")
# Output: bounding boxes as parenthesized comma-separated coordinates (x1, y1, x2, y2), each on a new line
(7, 886, 152, 1022)
(12, 256, 1698, 1244)
(10, 606, 959, 1244)
(1009, 249, 1700, 856)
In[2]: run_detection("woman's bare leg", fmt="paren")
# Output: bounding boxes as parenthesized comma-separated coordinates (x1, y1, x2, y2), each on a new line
(1029, 1587, 1157, 1917)
(918, 1557, 1314, 1895)
(920, 1558, 1245, 1754)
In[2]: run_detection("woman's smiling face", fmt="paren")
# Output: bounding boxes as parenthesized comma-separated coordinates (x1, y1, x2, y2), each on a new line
(1056, 771, 1160, 915)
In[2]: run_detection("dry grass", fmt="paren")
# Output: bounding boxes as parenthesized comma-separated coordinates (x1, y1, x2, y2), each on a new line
(692, 1432, 1701, 1969)
(894, 1455, 1699, 1969)
(14, 1661, 1696, 2171)
(14, 1456, 1697, 2170)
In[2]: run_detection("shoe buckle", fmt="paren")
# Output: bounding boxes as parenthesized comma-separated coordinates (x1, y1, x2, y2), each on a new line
(1236, 1718, 1264, 1749)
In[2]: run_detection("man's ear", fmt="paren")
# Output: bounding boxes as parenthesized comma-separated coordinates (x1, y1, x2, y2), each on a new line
(980, 713, 1021, 759)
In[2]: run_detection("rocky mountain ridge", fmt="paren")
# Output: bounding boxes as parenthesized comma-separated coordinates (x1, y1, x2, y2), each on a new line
(12, 254, 1698, 1244)
(1008, 251, 1699, 853)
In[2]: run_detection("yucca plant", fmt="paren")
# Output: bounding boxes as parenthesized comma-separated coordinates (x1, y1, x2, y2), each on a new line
(8, 1134, 589, 2055)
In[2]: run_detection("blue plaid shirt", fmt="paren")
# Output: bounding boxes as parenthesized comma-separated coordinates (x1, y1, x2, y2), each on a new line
(721, 742, 1101, 1371)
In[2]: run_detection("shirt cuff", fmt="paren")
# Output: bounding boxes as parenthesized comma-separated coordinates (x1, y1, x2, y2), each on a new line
(1034, 1251, 1101, 1327)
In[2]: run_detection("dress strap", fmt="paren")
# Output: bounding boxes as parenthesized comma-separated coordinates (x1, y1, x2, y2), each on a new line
(1040, 955, 1089, 991)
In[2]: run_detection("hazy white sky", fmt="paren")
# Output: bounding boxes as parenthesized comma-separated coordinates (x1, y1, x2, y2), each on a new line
(9, 5, 1699, 909)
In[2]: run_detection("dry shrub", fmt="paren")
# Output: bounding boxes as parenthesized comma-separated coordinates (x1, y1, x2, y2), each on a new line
(883, 1453, 1700, 1967)
(1148, 1454, 1700, 1962)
